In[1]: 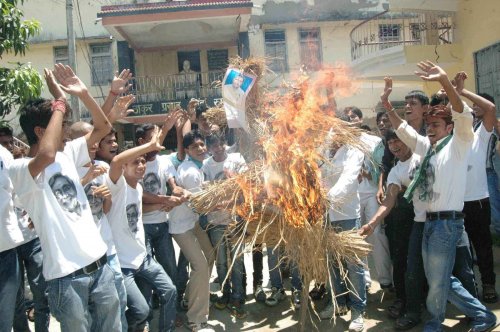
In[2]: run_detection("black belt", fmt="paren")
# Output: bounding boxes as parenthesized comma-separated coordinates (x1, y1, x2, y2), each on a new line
(426, 211, 464, 221)
(69, 255, 107, 278)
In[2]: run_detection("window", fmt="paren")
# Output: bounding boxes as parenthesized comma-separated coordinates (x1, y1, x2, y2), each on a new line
(378, 24, 401, 49)
(54, 46, 69, 66)
(410, 23, 422, 42)
(264, 30, 288, 73)
(299, 28, 322, 71)
(90, 43, 113, 86)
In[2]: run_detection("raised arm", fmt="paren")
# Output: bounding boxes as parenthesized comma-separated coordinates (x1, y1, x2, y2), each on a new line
(53, 64, 112, 150)
(109, 126, 164, 183)
(101, 69, 133, 115)
(175, 115, 191, 162)
(381, 77, 404, 130)
(28, 69, 67, 178)
(455, 71, 497, 132)
(106, 95, 135, 124)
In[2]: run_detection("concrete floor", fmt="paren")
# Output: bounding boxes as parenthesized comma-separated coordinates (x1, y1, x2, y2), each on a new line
(28, 245, 500, 331)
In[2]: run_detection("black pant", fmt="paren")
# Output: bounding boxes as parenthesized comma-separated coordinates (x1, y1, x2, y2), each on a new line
(385, 193, 415, 301)
(463, 199, 496, 285)
(252, 244, 263, 288)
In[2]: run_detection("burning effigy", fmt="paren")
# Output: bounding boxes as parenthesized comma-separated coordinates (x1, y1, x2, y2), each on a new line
(191, 57, 372, 328)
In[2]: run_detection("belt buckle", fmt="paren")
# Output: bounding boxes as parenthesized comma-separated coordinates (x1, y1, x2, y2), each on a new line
(82, 263, 96, 275)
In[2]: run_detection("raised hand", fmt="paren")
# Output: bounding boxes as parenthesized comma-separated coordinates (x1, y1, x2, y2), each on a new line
(380, 77, 393, 110)
(415, 60, 448, 82)
(91, 184, 111, 199)
(81, 164, 108, 186)
(44, 68, 66, 100)
(53, 63, 88, 96)
(162, 108, 184, 133)
(148, 126, 165, 151)
(453, 71, 468, 95)
(110, 69, 133, 95)
(108, 94, 135, 123)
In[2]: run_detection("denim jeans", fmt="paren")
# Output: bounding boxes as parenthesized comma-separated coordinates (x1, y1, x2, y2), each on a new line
(13, 238, 50, 332)
(46, 263, 120, 332)
(0, 248, 20, 332)
(330, 218, 366, 314)
(144, 222, 178, 287)
(176, 252, 189, 302)
(253, 244, 264, 288)
(405, 222, 426, 318)
(487, 168, 500, 235)
(207, 225, 246, 301)
(107, 253, 128, 332)
(453, 232, 478, 299)
(422, 218, 496, 332)
(122, 255, 177, 332)
(267, 245, 302, 291)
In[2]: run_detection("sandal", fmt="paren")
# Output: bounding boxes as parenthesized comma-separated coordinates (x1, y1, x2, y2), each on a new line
(387, 299, 405, 319)
(396, 314, 421, 331)
(482, 284, 498, 303)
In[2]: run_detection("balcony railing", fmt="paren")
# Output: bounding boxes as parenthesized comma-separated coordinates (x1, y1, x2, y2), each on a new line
(129, 71, 225, 104)
(350, 10, 455, 61)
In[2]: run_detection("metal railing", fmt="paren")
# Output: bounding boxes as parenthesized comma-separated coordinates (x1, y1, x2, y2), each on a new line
(350, 10, 455, 61)
(129, 71, 225, 104)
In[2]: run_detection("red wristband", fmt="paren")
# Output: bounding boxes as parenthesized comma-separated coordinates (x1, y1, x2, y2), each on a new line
(51, 99, 66, 114)
(110, 90, 119, 96)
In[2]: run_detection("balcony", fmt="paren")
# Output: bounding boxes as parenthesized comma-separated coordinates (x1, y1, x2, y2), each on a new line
(349, 10, 460, 80)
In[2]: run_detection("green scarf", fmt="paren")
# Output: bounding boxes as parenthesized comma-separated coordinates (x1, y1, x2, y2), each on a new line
(403, 135, 452, 203)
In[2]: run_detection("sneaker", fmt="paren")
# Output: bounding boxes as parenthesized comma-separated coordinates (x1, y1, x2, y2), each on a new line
(291, 289, 301, 310)
(186, 322, 215, 332)
(254, 284, 267, 302)
(349, 311, 365, 332)
(228, 301, 247, 319)
(482, 284, 498, 303)
(265, 287, 286, 306)
(215, 293, 230, 310)
(179, 298, 189, 311)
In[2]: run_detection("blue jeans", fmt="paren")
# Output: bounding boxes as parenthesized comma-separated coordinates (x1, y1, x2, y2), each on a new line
(13, 238, 50, 332)
(0, 248, 20, 332)
(207, 225, 246, 301)
(144, 223, 178, 288)
(122, 255, 177, 332)
(267, 245, 302, 291)
(453, 232, 478, 299)
(107, 254, 128, 332)
(46, 262, 120, 332)
(422, 218, 496, 332)
(487, 168, 500, 235)
(330, 218, 366, 314)
(405, 222, 426, 318)
(176, 252, 189, 302)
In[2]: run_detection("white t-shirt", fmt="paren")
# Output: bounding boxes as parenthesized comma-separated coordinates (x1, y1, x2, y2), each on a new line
(386, 154, 427, 222)
(395, 105, 474, 212)
(0, 145, 24, 252)
(359, 133, 382, 194)
(142, 155, 177, 224)
(465, 123, 491, 201)
(77, 160, 116, 256)
(322, 145, 364, 221)
(168, 159, 203, 234)
(106, 175, 146, 269)
(202, 153, 246, 225)
(14, 202, 38, 245)
(9, 137, 107, 280)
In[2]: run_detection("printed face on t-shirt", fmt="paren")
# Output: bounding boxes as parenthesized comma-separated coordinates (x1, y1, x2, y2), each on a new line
(84, 182, 104, 220)
(126, 203, 139, 234)
(143, 173, 161, 194)
(48, 173, 81, 216)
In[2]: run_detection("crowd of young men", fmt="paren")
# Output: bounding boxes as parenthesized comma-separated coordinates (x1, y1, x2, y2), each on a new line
(0, 61, 498, 332)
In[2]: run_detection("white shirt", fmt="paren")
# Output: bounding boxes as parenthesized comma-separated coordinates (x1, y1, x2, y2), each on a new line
(202, 153, 246, 225)
(106, 175, 146, 269)
(9, 138, 107, 280)
(77, 160, 116, 256)
(359, 133, 382, 194)
(142, 155, 177, 224)
(168, 159, 203, 234)
(465, 123, 491, 201)
(0, 145, 24, 252)
(386, 154, 427, 222)
(322, 145, 364, 221)
(395, 105, 474, 213)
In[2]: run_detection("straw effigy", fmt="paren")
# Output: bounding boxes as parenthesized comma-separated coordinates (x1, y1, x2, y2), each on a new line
(191, 57, 372, 330)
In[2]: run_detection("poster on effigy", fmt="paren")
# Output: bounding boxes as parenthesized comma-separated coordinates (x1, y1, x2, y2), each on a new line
(222, 67, 255, 129)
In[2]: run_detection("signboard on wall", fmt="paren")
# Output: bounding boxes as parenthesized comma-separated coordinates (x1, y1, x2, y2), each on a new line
(129, 97, 223, 117)
(207, 49, 229, 70)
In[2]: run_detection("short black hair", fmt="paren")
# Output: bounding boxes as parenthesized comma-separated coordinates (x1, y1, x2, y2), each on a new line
(478, 93, 495, 104)
(348, 106, 363, 119)
(0, 124, 13, 137)
(195, 103, 208, 120)
(384, 128, 399, 142)
(360, 124, 371, 131)
(376, 111, 387, 123)
(206, 133, 226, 148)
(182, 130, 204, 149)
(405, 90, 429, 106)
(19, 98, 71, 146)
(135, 124, 155, 145)
(430, 93, 449, 107)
